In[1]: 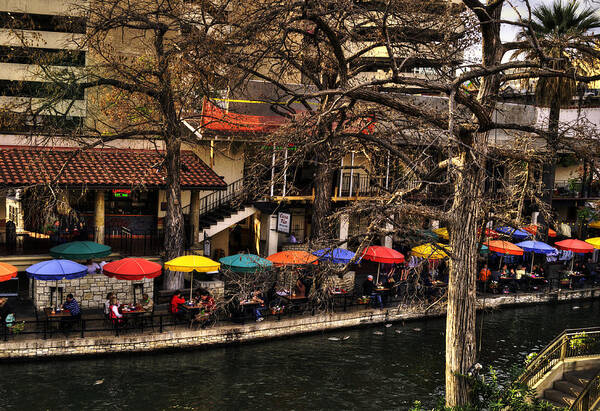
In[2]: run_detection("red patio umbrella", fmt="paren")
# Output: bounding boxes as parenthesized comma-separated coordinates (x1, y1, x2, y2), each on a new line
(554, 239, 594, 254)
(0, 262, 17, 282)
(362, 246, 405, 283)
(361, 246, 405, 264)
(478, 228, 499, 239)
(103, 258, 162, 280)
(522, 225, 557, 238)
(554, 239, 594, 272)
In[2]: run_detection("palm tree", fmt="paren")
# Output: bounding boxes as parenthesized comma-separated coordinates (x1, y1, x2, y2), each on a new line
(514, 0, 600, 236)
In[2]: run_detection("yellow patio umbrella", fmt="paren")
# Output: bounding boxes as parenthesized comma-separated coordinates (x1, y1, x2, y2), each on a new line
(164, 255, 221, 300)
(590, 221, 600, 229)
(411, 243, 450, 260)
(433, 227, 449, 240)
(585, 237, 600, 249)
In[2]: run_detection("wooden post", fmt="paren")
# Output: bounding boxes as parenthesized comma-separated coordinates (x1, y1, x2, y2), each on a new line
(94, 190, 105, 244)
(190, 191, 200, 245)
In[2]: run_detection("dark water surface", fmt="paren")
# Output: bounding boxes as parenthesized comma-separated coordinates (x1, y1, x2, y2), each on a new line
(1, 300, 598, 410)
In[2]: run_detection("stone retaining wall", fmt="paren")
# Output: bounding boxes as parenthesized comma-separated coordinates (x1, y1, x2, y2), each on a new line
(4, 287, 599, 361)
(33, 274, 154, 311)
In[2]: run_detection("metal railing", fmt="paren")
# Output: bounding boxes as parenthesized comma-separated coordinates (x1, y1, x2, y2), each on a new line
(519, 327, 600, 389)
(198, 176, 246, 219)
(571, 368, 600, 410)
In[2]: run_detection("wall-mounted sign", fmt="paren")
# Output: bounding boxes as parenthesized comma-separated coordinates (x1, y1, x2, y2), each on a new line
(112, 189, 132, 198)
(203, 235, 211, 257)
(277, 212, 291, 234)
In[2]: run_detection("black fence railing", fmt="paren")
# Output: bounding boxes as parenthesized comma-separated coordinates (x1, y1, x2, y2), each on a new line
(198, 176, 246, 218)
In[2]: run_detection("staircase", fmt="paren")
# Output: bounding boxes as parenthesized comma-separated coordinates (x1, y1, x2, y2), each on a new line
(194, 177, 257, 238)
(543, 369, 598, 408)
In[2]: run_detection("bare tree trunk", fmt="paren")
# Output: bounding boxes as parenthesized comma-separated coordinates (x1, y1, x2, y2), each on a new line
(163, 137, 186, 290)
(311, 151, 334, 240)
(539, 96, 560, 239)
(446, 144, 483, 406)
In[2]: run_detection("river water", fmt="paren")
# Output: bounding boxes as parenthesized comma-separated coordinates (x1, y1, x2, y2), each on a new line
(1, 300, 598, 410)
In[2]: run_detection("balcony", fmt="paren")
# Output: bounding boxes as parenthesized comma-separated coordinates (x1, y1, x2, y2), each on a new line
(553, 179, 600, 199)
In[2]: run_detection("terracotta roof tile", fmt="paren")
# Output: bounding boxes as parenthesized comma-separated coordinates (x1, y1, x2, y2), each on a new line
(0, 147, 226, 189)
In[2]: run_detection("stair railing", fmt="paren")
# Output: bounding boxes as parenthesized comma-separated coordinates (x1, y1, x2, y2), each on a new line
(570, 368, 600, 410)
(198, 176, 247, 218)
(518, 327, 600, 389)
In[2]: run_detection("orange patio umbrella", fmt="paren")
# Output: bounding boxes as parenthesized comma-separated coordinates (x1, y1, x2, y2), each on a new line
(522, 225, 557, 238)
(0, 262, 17, 282)
(267, 250, 318, 267)
(483, 240, 524, 256)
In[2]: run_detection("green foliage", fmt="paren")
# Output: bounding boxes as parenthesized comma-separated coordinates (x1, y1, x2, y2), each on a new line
(410, 366, 564, 410)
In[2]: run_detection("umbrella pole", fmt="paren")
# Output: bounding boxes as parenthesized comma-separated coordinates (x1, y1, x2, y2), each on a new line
(530, 252, 535, 273)
(571, 256, 575, 272)
(377, 264, 381, 284)
(499, 255, 504, 271)
(190, 271, 194, 301)
(56, 280, 59, 309)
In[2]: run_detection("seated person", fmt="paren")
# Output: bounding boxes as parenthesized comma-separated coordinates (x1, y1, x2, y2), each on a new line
(104, 292, 116, 316)
(85, 259, 101, 274)
(515, 265, 526, 279)
(62, 294, 81, 319)
(0, 297, 12, 324)
(362, 275, 383, 309)
(108, 296, 124, 324)
(479, 264, 491, 282)
(288, 232, 298, 244)
(169, 290, 186, 317)
(200, 292, 216, 313)
(140, 293, 153, 312)
(248, 290, 265, 322)
(293, 278, 307, 297)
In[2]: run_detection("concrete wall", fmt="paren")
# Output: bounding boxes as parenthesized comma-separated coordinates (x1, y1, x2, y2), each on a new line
(32, 274, 154, 311)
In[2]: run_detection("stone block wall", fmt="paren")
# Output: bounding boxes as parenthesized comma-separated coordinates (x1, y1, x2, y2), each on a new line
(324, 271, 355, 293)
(33, 274, 154, 311)
(193, 280, 224, 301)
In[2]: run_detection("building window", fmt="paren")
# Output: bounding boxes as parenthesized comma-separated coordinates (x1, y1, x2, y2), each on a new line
(0, 12, 86, 34)
(0, 80, 85, 100)
(0, 46, 86, 66)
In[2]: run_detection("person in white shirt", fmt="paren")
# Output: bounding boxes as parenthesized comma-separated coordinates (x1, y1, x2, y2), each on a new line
(86, 259, 100, 274)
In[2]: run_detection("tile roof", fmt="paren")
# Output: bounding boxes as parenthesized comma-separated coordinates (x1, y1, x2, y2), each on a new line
(0, 147, 226, 189)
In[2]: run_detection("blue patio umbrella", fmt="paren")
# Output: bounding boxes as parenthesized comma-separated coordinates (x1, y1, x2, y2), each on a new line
(26, 259, 88, 308)
(515, 240, 556, 255)
(313, 248, 357, 264)
(496, 226, 531, 240)
(516, 240, 557, 273)
(219, 254, 273, 273)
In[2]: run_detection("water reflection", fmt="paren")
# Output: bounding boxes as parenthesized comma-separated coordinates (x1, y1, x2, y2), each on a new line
(0, 301, 597, 410)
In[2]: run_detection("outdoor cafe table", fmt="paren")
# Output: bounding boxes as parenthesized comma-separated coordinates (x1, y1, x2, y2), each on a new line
(278, 294, 310, 314)
(328, 289, 350, 312)
(43, 307, 72, 335)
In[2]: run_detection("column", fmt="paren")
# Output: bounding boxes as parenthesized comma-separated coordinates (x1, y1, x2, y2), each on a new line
(190, 190, 200, 245)
(382, 221, 393, 248)
(267, 214, 279, 256)
(0, 194, 6, 245)
(94, 190, 105, 244)
(339, 214, 349, 249)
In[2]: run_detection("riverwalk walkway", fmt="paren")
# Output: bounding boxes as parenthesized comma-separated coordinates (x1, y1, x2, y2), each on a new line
(1, 287, 599, 361)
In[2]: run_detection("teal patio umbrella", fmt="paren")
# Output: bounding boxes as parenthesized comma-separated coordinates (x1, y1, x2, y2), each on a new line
(50, 241, 111, 260)
(219, 253, 273, 273)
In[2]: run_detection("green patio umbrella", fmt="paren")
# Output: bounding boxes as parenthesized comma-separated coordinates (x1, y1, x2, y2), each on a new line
(219, 253, 273, 273)
(50, 241, 112, 260)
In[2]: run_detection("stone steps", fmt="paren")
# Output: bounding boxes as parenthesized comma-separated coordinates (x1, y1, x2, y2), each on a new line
(543, 369, 599, 408)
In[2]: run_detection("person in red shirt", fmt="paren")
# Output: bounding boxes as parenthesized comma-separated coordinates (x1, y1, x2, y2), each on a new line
(479, 264, 491, 282)
(170, 290, 186, 315)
